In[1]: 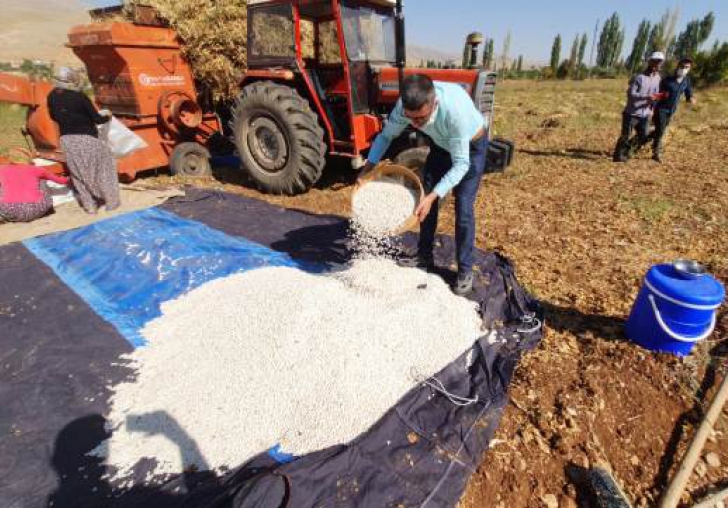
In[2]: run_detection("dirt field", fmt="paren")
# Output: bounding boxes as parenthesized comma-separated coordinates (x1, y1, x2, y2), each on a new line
(2, 79, 727, 506)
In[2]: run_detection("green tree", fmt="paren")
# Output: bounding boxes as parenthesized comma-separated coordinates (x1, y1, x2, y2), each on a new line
(462, 39, 471, 68)
(501, 31, 512, 71)
(663, 8, 681, 59)
(627, 19, 651, 73)
(577, 33, 588, 66)
(597, 12, 624, 68)
(482, 38, 495, 69)
(556, 59, 571, 79)
(700, 12, 716, 43)
(644, 9, 678, 61)
(616, 29, 625, 67)
(487, 39, 495, 68)
(693, 41, 728, 87)
(569, 34, 580, 67)
(675, 21, 699, 57)
(674, 12, 715, 59)
(20, 59, 35, 74)
(550, 34, 562, 73)
(646, 22, 664, 59)
(645, 8, 680, 59)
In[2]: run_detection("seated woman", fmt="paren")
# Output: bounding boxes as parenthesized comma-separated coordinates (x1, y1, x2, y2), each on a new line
(0, 154, 69, 223)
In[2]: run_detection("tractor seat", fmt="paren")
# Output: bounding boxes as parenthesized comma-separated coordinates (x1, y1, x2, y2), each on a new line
(306, 68, 344, 139)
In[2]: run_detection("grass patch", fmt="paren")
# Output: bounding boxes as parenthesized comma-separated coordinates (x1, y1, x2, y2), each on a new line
(0, 103, 28, 156)
(619, 195, 674, 222)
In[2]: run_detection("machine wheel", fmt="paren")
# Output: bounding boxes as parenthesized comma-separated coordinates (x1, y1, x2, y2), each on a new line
(170, 142, 212, 178)
(393, 146, 430, 180)
(231, 81, 326, 195)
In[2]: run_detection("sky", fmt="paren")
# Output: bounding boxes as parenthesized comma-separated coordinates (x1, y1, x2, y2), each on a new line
(88, 0, 726, 64)
(403, 0, 727, 64)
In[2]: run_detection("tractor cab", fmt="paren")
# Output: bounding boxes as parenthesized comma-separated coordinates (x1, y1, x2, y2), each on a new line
(247, 0, 395, 154)
(237, 0, 496, 195)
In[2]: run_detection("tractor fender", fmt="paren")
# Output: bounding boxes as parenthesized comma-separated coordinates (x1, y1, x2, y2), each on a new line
(239, 67, 335, 153)
(239, 69, 295, 83)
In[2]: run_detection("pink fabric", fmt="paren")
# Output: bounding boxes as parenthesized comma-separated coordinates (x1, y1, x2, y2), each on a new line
(0, 165, 69, 204)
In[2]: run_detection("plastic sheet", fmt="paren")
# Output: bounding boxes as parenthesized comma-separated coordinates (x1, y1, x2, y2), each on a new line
(4, 191, 543, 508)
(99, 117, 148, 159)
(24, 208, 307, 347)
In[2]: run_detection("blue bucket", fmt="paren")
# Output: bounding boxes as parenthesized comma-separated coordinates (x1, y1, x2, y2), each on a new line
(626, 262, 725, 356)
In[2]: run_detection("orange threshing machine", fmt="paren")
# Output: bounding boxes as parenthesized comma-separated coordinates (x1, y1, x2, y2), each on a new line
(0, 21, 220, 180)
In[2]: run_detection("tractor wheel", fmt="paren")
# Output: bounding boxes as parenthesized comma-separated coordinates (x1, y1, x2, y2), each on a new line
(231, 81, 326, 195)
(170, 142, 212, 178)
(393, 146, 455, 205)
(393, 146, 430, 180)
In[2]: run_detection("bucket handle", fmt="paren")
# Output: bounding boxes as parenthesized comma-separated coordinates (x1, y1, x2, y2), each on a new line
(648, 294, 717, 343)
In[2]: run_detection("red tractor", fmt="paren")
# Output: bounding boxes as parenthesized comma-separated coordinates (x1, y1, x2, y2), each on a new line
(0, 1, 504, 194)
(233, 0, 499, 194)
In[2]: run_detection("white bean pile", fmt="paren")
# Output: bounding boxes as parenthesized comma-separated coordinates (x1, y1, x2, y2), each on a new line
(91, 258, 482, 482)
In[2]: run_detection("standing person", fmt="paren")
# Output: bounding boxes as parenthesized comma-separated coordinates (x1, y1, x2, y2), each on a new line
(360, 74, 488, 295)
(613, 52, 665, 163)
(651, 57, 696, 162)
(0, 153, 69, 223)
(47, 66, 120, 214)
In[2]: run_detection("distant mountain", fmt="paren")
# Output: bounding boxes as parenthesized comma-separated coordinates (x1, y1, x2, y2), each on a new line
(0, 1, 458, 69)
(0, 0, 90, 65)
(407, 44, 460, 66)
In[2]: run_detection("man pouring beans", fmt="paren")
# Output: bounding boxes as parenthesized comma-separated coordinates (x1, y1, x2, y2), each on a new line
(359, 74, 488, 296)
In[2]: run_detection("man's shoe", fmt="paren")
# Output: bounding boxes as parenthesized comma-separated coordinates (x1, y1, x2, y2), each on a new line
(613, 151, 630, 163)
(397, 253, 435, 272)
(652, 152, 662, 163)
(452, 272, 474, 296)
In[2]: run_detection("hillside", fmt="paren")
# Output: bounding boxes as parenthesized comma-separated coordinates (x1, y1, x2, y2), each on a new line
(0, 0, 90, 65)
(407, 44, 459, 65)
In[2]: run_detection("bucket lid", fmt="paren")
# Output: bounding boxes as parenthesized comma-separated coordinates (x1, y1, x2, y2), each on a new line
(646, 264, 726, 308)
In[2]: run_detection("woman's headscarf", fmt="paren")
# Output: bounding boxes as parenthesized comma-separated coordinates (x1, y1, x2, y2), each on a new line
(53, 66, 81, 91)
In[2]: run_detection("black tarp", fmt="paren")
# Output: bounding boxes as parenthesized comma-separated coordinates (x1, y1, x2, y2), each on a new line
(0, 189, 542, 508)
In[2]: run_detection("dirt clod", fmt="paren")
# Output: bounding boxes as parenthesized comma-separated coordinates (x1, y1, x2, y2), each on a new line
(706, 452, 722, 469)
(541, 493, 558, 508)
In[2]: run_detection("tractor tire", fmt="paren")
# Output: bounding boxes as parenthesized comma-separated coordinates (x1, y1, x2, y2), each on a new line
(231, 81, 326, 195)
(170, 142, 212, 178)
(393, 146, 430, 181)
(394, 146, 454, 206)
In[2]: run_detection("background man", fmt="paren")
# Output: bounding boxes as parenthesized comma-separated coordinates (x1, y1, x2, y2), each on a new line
(613, 52, 665, 163)
(361, 74, 488, 295)
(652, 57, 696, 162)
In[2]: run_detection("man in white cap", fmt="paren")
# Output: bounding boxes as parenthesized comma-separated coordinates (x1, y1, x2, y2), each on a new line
(613, 51, 665, 162)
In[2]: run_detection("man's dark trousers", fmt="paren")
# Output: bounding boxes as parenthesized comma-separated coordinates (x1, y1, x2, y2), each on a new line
(652, 108, 673, 156)
(419, 135, 488, 277)
(614, 112, 649, 161)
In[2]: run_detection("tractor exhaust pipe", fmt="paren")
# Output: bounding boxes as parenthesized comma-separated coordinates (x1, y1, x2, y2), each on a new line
(395, 0, 406, 93)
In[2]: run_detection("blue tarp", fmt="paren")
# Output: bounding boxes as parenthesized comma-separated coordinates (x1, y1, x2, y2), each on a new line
(24, 208, 310, 347)
(1, 190, 543, 508)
